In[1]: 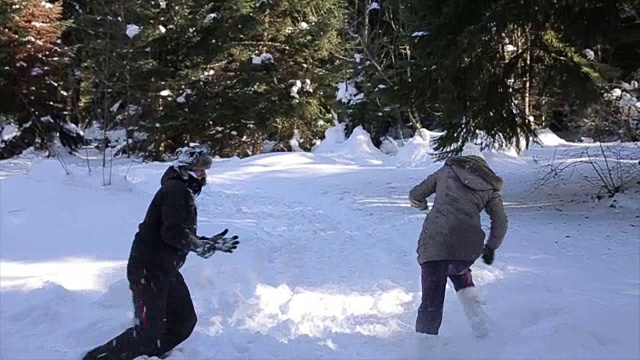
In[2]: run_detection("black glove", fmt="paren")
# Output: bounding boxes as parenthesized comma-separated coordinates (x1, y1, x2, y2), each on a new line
(481, 245, 494, 265)
(192, 229, 240, 259)
(191, 239, 218, 259)
(410, 198, 429, 211)
(208, 228, 240, 253)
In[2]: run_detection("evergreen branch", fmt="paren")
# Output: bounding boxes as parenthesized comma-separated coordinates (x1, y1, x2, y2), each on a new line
(227, 41, 290, 50)
(355, 35, 395, 87)
(331, 51, 354, 62)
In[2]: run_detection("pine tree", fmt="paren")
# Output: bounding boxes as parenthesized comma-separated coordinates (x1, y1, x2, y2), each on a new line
(0, 0, 83, 160)
(0, 0, 19, 116)
(137, 0, 351, 157)
(73, 0, 167, 159)
(400, 0, 630, 158)
(339, 0, 415, 148)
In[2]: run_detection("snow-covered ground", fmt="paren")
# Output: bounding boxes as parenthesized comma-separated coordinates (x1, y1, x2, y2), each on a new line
(1, 127, 639, 360)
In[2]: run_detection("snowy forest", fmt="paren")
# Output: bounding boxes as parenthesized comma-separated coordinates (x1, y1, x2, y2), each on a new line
(1, 0, 639, 161)
(2, 1, 640, 359)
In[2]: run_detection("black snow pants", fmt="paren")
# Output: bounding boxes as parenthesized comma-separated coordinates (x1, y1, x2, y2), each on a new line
(416, 260, 475, 335)
(83, 267, 197, 360)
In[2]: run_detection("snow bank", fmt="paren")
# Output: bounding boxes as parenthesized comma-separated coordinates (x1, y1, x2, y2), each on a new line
(534, 128, 568, 147)
(379, 137, 400, 155)
(312, 122, 346, 153)
(312, 124, 502, 167)
(0, 259, 126, 292)
(392, 129, 442, 167)
(313, 125, 386, 165)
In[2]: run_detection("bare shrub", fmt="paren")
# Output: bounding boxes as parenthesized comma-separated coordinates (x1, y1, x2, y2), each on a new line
(535, 143, 640, 198)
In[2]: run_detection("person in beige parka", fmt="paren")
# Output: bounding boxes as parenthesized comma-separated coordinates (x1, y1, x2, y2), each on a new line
(409, 155, 508, 338)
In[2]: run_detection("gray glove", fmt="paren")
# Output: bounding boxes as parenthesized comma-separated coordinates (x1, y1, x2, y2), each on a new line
(191, 229, 240, 259)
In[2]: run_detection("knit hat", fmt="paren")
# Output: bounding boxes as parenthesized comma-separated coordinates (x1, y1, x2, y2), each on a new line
(172, 146, 213, 170)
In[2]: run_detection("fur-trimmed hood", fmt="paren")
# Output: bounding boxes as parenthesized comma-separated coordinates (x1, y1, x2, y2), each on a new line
(445, 155, 503, 191)
(408, 155, 508, 264)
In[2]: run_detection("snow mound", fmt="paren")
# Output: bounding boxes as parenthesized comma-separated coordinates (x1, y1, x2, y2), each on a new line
(313, 125, 386, 165)
(392, 129, 442, 167)
(2, 282, 85, 325)
(534, 128, 568, 147)
(98, 278, 133, 309)
(379, 137, 400, 156)
(312, 122, 347, 153)
(15, 282, 75, 302)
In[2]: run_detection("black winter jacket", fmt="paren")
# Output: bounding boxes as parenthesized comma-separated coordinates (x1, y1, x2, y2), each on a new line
(127, 166, 200, 275)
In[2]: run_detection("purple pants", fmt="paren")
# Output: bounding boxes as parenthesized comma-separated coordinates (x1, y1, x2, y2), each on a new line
(416, 260, 475, 335)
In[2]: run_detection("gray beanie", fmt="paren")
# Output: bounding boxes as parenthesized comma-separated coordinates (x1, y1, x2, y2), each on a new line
(172, 146, 213, 170)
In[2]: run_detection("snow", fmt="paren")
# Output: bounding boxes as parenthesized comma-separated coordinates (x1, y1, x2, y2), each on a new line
(336, 81, 364, 105)
(1, 124, 19, 140)
(252, 53, 274, 65)
(535, 128, 569, 146)
(608, 88, 623, 99)
(290, 80, 302, 98)
(583, 49, 596, 61)
(311, 122, 346, 153)
(504, 44, 517, 52)
(289, 130, 303, 152)
(313, 125, 384, 165)
(1, 126, 639, 360)
(176, 90, 191, 103)
(126, 24, 140, 39)
(110, 99, 122, 112)
(392, 129, 442, 167)
(204, 13, 219, 22)
(82, 122, 127, 142)
(62, 122, 84, 136)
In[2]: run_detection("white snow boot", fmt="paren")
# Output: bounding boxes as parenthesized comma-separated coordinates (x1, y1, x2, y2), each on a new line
(456, 286, 489, 339)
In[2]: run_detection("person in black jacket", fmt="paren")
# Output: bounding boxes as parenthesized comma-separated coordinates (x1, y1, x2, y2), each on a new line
(83, 146, 240, 360)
